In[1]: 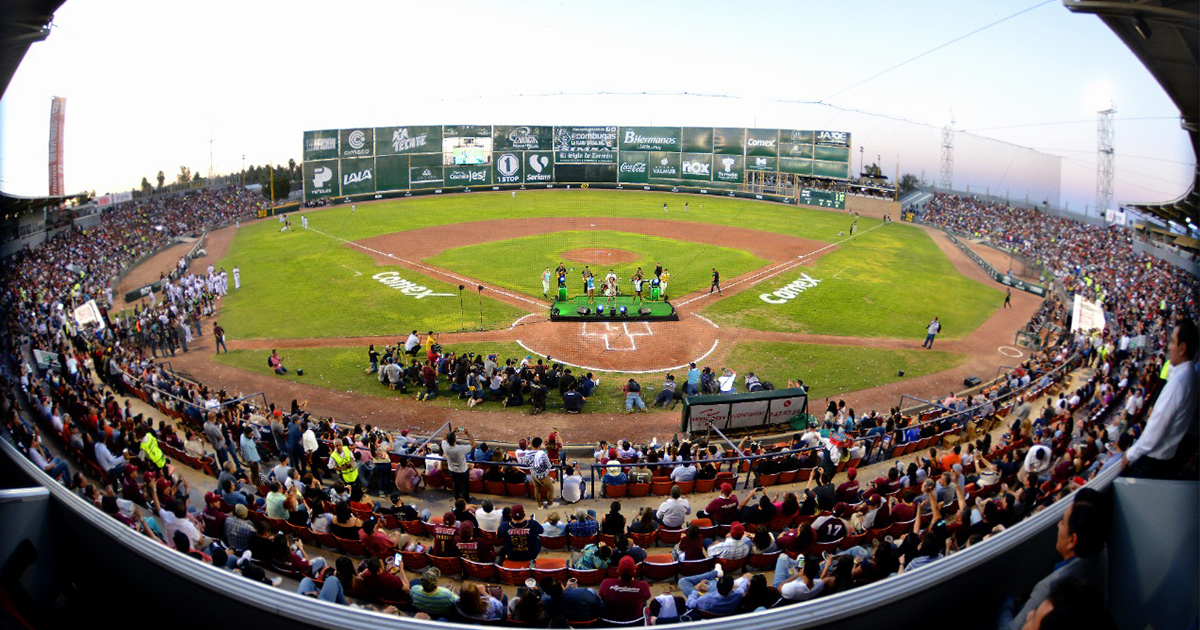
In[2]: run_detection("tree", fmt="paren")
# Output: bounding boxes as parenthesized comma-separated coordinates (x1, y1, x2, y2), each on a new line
(141, 177, 153, 194)
(287, 158, 297, 177)
(192, 171, 202, 183)
(156, 171, 165, 190)
(259, 167, 291, 201)
(898, 173, 922, 197)
(176, 166, 191, 185)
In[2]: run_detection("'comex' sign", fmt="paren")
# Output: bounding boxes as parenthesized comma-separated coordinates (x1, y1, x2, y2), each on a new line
(373, 272, 455, 299)
(760, 273, 821, 304)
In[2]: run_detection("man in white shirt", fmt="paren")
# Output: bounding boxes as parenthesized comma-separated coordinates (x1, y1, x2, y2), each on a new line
(1124, 320, 1198, 479)
(670, 462, 697, 483)
(404, 330, 421, 356)
(561, 464, 585, 503)
(655, 486, 691, 528)
(475, 499, 502, 532)
(717, 368, 737, 394)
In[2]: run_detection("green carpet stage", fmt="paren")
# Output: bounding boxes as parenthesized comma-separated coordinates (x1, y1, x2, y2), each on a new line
(549, 295, 678, 322)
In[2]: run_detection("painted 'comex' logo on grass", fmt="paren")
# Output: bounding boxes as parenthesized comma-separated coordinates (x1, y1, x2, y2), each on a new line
(373, 272, 455, 299)
(759, 273, 821, 304)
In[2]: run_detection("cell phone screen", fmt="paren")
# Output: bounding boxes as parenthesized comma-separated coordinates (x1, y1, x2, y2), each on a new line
(393, 553, 402, 567)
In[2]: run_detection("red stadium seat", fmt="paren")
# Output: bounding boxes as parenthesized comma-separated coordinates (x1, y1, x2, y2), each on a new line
(427, 555, 463, 578)
(462, 558, 497, 581)
(748, 550, 781, 570)
(541, 534, 568, 550)
(569, 533, 599, 550)
(534, 558, 568, 582)
(693, 478, 716, 494)
(498, 560, 532, 585)
(627, 530, 657, 549)
(656, 528, 684, 546)
(641, 554, 678, 581)
(568, 567, 605, 586)
(627, 483, 651, 497)
(678, 557, 715, 577)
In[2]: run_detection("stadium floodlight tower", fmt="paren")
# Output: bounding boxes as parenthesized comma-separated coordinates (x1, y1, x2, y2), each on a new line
(1096, 106, 1115, 217)
(940, 114, 955, 191)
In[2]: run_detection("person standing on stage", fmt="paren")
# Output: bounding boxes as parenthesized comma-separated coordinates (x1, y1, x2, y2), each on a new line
(542, 267, 551, 299)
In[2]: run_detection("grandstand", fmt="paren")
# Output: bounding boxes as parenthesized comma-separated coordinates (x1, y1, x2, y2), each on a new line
(1, 2, 1198, 630)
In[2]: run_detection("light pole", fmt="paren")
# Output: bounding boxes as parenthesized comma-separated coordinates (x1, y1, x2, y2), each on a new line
(241, 155, 245, 186)
(859, 146, 863, 179)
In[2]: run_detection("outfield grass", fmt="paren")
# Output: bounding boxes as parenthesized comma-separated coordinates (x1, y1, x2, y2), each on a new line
(424, 230, 770, 300)
(701, 222, 1003, 338)
(213, 222, 526, 340)
(214, 339, 966, 416)
(723, 341, 967, 404)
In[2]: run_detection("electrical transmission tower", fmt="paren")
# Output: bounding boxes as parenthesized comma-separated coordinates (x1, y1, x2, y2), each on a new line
(940, 115, 955, 190)
(1096, 107, 1115, 217)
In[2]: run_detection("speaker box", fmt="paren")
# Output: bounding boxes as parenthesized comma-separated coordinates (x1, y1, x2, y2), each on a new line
(638, 307, 652, 316)
(297, 369, 304, 376)
(963, 376, 981, 387)
(576, 307, 590, 315)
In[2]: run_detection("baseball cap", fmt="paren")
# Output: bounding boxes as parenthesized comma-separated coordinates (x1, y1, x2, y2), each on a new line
(834, 502, 850, 517)
(618, 555, 637, 578)
(204, 491, 219, 504)
(510, 504, 526, 521)
(234, 504, 248, 519)
(847, 468, 857, 481)
(720, 483, 733, 494)
(730, 522, 745, 538)
(607, 464, 622, 476)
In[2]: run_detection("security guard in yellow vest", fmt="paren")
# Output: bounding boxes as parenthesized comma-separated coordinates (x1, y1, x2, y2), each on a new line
(329, 438, 358, 484)
(138, 426, 166, 469)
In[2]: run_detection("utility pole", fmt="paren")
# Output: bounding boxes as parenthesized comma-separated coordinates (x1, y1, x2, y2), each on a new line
(1096, 106, 1116, 219)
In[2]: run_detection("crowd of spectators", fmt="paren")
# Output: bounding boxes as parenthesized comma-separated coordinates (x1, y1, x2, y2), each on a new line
(1, 186, 1195, 628)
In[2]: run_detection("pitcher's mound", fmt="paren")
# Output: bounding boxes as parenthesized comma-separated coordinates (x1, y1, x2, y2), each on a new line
(560, 248, 639, 265)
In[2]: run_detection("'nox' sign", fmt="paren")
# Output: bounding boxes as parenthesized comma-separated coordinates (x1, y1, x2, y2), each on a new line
(759, 273, 821, 304)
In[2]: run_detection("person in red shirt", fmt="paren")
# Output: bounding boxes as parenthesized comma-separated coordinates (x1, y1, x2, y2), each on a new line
(835, 468, 860, 504)
(701, 483, 740, 524)
(454, 520, 495, 563)
(431, 511, 458, 557)
(599, 556, 651, 622)
(361, 556, 410, 602)
(359, 517, 399, 557)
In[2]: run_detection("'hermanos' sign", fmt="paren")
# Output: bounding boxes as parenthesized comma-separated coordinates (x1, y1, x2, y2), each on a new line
(759, 273, 821, 304)
(373, 272, 455, 299)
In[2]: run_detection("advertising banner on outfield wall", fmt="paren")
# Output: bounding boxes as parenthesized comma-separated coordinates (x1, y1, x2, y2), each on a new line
(303, 129, 339, 162)
(649, 152, 681, 180)
(554, 126, 618, 163)
(746, 156, 777, 172)
(815, 130, 851, 147)
(712, 127, 746, 155)
(493, 152, 524, 184)
(339, 157, 376, 196)
(339, 128, 374, 158)
(812, 160, 850, 179)
(303, 160, 339, 201)
(620, 126, 682, 152)
(375, 155, 409, 192)
(681, 127, 713, 153)
(745, 128, 779, 158)
(780, 129, 814, 145)
(494, 125, 553, 151)
(524, 151, 554, 182)
(445, 165, 492, 187)
(618, 151, 649, 184)
(713, 154, 744, 183)
(780, 141, 814, 160)
(680, 153, 713, 181)
(409, 166, 444, 188)
(815, 145, 851, 163)
(779, 157, 813, 176)
(444, 124, 492, 138)
(376, 126, 442, 156)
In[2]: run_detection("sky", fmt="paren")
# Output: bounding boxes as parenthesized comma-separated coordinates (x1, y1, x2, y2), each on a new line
(0, 0, 1193, 213)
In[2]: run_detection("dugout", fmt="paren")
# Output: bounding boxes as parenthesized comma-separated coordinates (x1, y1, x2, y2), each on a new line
(681, 387, 808, 435)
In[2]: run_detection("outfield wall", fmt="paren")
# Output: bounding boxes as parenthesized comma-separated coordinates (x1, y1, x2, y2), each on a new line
(303, 125, 853, 208)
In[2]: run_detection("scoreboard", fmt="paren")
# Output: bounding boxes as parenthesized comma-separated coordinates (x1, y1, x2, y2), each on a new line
(799, 188, 846, 210)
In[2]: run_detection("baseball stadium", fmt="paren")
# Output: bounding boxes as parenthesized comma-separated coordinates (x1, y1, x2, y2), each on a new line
(0, 2, 1197, 630)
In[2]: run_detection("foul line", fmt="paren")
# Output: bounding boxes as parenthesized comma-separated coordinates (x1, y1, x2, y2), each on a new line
(307, 226, 545, 309)
(515, 339, 720, 375)
(674, 222, 885, 308)
(691, 313, 720, 329)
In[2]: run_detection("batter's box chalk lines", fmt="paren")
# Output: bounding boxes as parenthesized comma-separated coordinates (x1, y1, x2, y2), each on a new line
(308, 227, 543, 309)
(514, 338, 720, 375)
(582, 321, 652, 351)
(675, 222, 883, 308)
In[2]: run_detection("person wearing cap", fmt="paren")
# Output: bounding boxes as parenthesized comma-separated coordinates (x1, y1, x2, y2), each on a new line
(599, 555, 651, 623)
(432, 511, 459, 557)
(601, 463, 628, 497)
(700, 483, 739, 525)
(498, 504, 543, 563)
(706, 522, 752, 560)
(836, 468, 861, 504)
(411, 567, 458, 617)
(812, 504, 850, 543)
(454, 521, 495, 563)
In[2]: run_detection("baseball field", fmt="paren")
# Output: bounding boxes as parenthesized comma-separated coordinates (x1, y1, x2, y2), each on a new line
(195, 189, 1013, 420)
